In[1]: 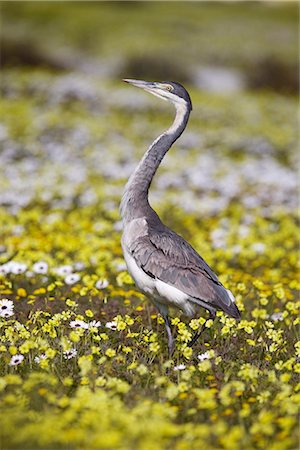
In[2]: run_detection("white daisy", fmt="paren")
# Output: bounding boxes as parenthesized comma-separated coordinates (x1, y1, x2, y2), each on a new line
(270, 312, 284, 322)
(34, 354, 47, 364)
(54, 265, 73, 276)
(197, 351, 210, 361)
(32, 261, 48, 274)
(63, 349, 77, 359)
(174, 364, 186, 371)
(74, 261, 85, 271)
(0, 264, 10, 275)
(12, 225, 24, 236)
(26, 271, 34, 278)
(9, 354, 24, 366)
(105, 321, 117, 331)
(0, 309, 14, 318)
(0, 298, 14, 312)
(0, 299, 14, 318)
(115, 262, 127, 272)
(251, 242, 266, 253)
(64, 273, 81, 285)
(95, 279, 109, 289)
(89, 320, 101, 328)
(69, 319, 89, 329)
(10, 262, 27, 274)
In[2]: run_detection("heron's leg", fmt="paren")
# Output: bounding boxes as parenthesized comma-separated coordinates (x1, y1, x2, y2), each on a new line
(188, 323, 206, 347)
(188, 310, 216, 348)
(154, 303, 174, 357)
(163, 315, 174, 357)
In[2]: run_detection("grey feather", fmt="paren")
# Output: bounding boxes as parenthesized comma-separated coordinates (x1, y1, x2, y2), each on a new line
(127, 216, 240, 319)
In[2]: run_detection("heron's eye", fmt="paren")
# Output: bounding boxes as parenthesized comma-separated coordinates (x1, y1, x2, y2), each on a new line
(165, 85, 173, 92)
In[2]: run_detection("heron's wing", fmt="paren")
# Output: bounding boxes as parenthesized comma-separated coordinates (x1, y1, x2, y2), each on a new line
(128, 223, 239, 317)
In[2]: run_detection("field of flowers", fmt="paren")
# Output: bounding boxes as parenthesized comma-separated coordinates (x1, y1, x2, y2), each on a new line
(0, 67, 299, 450)
(0, 2, 299, 450)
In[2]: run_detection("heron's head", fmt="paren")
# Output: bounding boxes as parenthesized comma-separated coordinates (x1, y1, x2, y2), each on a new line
(123, 79, 192, 111)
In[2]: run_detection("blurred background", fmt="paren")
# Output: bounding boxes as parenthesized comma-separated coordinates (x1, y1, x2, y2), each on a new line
(0, 1, 298, 222)
(2, 1, 298, 92)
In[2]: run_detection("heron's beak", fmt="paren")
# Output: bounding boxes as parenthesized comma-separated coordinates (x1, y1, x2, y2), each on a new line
(123, 79, 156, 90)
(123, 79, 170, 102)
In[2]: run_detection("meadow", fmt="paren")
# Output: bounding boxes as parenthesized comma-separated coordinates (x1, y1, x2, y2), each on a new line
(0, 2, 299, 449)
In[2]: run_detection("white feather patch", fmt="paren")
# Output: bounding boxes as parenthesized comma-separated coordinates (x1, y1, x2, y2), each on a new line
(226, 289, 236, 303)
(122, 246, 195, 317)
(155, 279, 195, 317)
(122, 248, 156, 296)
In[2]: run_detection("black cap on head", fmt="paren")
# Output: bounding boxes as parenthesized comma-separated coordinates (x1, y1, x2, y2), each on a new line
(164, 81, 193, 110)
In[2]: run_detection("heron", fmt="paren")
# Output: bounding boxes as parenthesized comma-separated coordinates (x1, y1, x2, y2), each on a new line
(120, 79, 241, 356)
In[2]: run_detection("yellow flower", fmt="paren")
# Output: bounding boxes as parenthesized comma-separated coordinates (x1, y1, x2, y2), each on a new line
(240, 402, 251, 418)
(106, 377, 130, 394)
(66, 299, 77, 307)
(251, 308, 268, 319)
(257, 391, 270, 403)
(205, 319, 214, 328)
(116, 321, 126, 331)
(122, 346, 132, 354)
(69, 331, 80, 343)
(253, 279, 264, 290)
(95, 376, 106, 387)
(193, 388, 217, 409)
(219, 381, 245, 406)
(136, 364, 148, 375)
(19, 340, 37, 354)
(33, 288, 46, 295)
(45, 349, 56, 359)
(9, 346, 17, 355)
(221, 325, 231, 335)
(78, 355, 92, 376)
(178, 329, 192, 343)
(80, 376, 90, 385)
(182, 346, 193, 359)
(198, 360, 211, 372)
(238, 364, 260, 382)
(274, 283, 286, 299)
(250, 410, 274, 436)
(189, 319, 200, 330)
(105, 348, 116, 358)
(269, 343, 279, 353)
(100, 333, 109, 341)
(259, 297, 268, 306)
(171, 317, 180, 326)
(280, 373, 291, 383)
(116, 271, 134, 286)
(237, 282, 247, 292)
(17, 288, 27, 297)
(124, 315, 134, 326)
(149, 342, 160, 353)
(165, 383, 179, 400)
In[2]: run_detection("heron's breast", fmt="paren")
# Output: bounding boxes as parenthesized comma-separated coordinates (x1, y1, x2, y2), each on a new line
(122, 218, 148, 248)
(122, 246, 156, 296)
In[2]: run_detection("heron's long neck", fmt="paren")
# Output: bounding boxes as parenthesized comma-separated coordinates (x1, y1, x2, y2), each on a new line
(121, 102, 190, 222)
